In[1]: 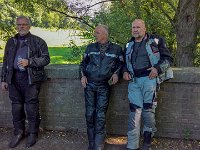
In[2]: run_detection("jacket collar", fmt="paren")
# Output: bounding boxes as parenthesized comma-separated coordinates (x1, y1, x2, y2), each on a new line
(128, 33, 151, 42)
(14, 32, 31, 40)
(95, 41, 112, 50)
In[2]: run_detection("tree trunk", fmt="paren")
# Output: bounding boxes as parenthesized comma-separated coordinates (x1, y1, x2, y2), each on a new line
(175, 0, 200, 67)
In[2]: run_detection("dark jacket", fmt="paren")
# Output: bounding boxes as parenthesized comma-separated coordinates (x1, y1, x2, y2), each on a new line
(1, 32, 50, 84)
(80, 42, 124, 83)
(123, 33, 173, 75)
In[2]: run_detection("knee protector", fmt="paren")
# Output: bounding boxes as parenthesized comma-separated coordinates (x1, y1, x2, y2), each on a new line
(129, 103, 141, 112)
(143, 103, 153, 110)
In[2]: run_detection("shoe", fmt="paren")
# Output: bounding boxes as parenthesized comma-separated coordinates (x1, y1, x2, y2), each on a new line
(88, 141, 94, 150)
(142, 131, 152, 150)
(26, 133, 38, 148)
(94, 146, 104, 150)
(127, 148, 139, 150)
(94, 134, 105, 150)
(9, 133, 24, 148)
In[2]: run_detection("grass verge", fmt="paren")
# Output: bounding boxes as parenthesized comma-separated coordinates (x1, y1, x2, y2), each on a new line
(0, 46, 85, 64)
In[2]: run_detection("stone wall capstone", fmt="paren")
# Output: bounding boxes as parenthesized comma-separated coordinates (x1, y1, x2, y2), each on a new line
(0, 64, 200, 140)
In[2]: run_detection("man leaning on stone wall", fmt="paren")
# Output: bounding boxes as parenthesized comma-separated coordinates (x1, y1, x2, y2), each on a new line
(123, 19, 173, 150)
(80, 24, 124, 150)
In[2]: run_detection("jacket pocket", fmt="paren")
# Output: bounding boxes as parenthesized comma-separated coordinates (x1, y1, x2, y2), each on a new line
(31, 68, 46, 82)
(32, 68, 44, 75)
(150, 45, 159, 54)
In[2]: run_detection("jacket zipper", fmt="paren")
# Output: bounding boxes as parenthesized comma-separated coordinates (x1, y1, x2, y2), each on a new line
(27, 45, 32, 84)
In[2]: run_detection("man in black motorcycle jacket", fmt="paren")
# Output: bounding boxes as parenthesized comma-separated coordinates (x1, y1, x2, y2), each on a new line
(1, 16, 50, 148)
(80, 25, 124, 150)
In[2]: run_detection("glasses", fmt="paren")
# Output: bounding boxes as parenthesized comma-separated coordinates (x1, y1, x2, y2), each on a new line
(16, 24, 29, 26)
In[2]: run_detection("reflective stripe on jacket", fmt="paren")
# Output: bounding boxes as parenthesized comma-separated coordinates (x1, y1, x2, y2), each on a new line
(124, 33, 173, 84)
(80, 42, 124, 82)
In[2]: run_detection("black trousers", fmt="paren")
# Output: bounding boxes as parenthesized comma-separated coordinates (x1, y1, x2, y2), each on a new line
(8, 70, 41, 134)
(84, 82, 110, 147)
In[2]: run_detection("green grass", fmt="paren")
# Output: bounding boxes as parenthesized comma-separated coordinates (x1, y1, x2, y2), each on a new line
(49, 46, 84, 64)
(0, 46, 85, 64)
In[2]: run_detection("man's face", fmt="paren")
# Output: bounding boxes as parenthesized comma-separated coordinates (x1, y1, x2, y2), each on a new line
(16, 18, 31, 36)
(94, 27, 108, 43)
(132, 20, 146, 39)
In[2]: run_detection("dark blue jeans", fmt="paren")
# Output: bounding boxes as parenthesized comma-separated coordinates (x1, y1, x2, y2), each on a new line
(8, 70, 41, 135)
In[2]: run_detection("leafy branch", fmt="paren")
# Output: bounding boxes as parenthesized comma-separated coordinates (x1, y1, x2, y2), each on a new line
(153, 0, 175, 28)
(46, 6, 95, 29)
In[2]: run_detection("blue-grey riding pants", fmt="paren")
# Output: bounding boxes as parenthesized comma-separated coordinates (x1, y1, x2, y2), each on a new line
(127, 76, 157, 149)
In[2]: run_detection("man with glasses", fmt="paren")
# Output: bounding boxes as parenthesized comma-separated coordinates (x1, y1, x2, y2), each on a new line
(1, 16, 50, 148)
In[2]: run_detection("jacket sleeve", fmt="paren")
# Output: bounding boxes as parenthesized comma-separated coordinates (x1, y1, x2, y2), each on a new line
(113, 46, 125, 76)
(79, 46, 90, 78)
(1, 39, 11, 82)
(121, 45, 129, 74)
(153, 36, 173, 74)
(28, 38, 50, 68)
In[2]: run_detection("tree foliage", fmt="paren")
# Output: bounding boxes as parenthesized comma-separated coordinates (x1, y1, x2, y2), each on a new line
(93, 1, 176, 47)
(0, 0, 200, 66)
(0, 0, 18, 41)
(0, 0, 81, 41)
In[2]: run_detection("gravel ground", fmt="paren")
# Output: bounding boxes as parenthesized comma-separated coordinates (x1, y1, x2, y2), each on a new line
(0, 127, 200, 150)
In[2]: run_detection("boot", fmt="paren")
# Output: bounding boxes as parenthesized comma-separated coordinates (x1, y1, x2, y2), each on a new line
(88, 141, 94, 150)
(87, 128, 95, 150)
(26, 133, 38, 148)
(95, 146, 104, 150)
(142, 131, 152, 150)
(9, 130, 24, 148)
(94, 134, 105, 150)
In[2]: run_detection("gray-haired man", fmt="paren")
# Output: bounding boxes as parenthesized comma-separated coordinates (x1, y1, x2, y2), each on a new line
(80, 25, 124, 150)
(1, 16, 50, 148)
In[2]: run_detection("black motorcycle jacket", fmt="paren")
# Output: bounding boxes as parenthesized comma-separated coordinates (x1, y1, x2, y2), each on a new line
(1, 32, 50, 84)
(80, 42, 124, 83)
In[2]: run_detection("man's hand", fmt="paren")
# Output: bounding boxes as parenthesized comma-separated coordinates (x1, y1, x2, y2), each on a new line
(17, 59, 29, 67)
(123, 72, 131, 81)
(1, 82, 8, 91)
(81, 76, 88, 88)
(109, 73, 118, 85)
(147, 67, 158, 79)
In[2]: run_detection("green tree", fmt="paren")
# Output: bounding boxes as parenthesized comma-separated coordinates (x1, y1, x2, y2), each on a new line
(92, 0, 200, 66)
(174, 0, 200, 66)
(0, 0, 200, 67)
(0, 0, 81, 41)
(0, 0, 17, 41)
(93, 1, 176, 53)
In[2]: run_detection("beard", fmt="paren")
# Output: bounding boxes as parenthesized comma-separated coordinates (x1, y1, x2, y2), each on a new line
(133, 33, 141, 38)
(19, 30, 29, 36)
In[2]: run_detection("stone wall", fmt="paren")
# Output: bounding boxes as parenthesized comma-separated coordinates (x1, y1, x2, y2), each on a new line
(0, 64, 200, 140)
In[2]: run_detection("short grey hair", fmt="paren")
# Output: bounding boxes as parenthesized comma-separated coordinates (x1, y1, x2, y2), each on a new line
(16, 16, 31, 26)
(95, 24, 109, 37)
